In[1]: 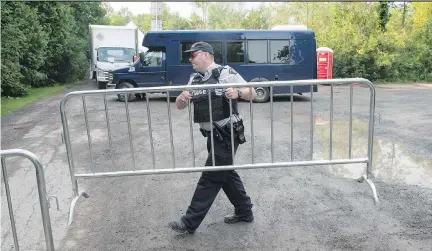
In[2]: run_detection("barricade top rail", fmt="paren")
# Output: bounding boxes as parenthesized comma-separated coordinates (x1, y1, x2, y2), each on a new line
(60, 78, 373, 104)
(1, 149, 41, 164)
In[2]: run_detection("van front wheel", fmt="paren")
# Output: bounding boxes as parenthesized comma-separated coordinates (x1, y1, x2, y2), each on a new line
(249, 78, 270, 103)
(117, 81, 135, 102)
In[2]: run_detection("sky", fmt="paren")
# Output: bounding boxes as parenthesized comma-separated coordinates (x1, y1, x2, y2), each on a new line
(109, 2, 265, 19)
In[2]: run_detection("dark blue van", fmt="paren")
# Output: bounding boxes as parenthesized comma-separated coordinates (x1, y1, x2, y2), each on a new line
(109, 29, 317, 102)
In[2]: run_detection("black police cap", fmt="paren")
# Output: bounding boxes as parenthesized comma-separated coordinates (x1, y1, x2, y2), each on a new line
(184, 41, 214, 55)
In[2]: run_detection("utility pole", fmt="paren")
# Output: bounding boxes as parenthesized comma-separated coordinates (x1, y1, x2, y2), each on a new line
(151, 2, 162, 30)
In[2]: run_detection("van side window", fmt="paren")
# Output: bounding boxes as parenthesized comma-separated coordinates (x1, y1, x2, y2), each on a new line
(144, 51, 163, 67)
(180, 41, 222, 64)
(247, 40, 268, 64)
(270, 40, 290, 64)
(227, 42, 245, 63)
(207, 42, 222, 64)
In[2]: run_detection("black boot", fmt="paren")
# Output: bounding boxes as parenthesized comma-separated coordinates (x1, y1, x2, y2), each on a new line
(224, 213, 254, 224)
(168, 220, 195, 234)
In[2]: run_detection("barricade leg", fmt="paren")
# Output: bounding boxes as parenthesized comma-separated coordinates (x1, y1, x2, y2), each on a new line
(68, 191, 89, 226)
(356, 80, 380, 205)
(357, 174, 380, 204)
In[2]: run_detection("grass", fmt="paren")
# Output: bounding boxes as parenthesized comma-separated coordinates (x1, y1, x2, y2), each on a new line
(374, 80, 432, 85)
(1, 83, 80, 115)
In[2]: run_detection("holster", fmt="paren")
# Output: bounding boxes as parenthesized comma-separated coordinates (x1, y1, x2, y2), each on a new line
(222, 120, 246, 144)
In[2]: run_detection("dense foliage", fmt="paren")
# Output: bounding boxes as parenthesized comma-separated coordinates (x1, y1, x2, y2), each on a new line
(1, 2, 107, 97)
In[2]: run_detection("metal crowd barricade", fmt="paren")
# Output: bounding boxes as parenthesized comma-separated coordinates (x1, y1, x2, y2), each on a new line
(60, 78, 380, 226)
(1, 149, 55, 251)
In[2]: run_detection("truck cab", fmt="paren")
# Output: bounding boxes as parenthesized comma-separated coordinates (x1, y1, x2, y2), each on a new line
(95, 47, 136, 89)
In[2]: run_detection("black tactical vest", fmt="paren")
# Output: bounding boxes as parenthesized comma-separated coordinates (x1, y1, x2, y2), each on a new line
(191, 66, 239, 123)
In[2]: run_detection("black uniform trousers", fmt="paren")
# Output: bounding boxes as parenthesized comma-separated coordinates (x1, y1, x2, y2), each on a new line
(181, 128, 253, 231)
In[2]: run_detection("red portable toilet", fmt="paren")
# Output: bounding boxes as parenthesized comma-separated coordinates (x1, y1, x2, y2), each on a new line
(316, 47, 333, 79)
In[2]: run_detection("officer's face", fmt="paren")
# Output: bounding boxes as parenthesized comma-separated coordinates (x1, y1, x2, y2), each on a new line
(189, 51, 207, 72)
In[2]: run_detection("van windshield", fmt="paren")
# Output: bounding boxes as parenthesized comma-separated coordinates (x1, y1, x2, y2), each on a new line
(97, 47, 135, 63)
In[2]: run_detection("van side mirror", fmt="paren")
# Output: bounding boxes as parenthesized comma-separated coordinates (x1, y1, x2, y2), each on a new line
(139, 52, 145, 65)
(86, 49, 91, 59)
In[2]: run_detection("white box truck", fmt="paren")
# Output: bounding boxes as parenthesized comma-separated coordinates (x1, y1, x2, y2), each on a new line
(88, 25, 140, 89)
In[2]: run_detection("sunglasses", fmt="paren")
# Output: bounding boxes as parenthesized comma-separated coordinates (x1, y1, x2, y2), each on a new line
(189, 51, 203, 60)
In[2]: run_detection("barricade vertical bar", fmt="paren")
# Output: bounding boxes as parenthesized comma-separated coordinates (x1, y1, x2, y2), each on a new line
(229, 98, 235, 165)
(82, 96, 94, 169)
(249, 87, 255, 164)
(330, 84, 334, 160)
(290, 85, 294, 161)
(349, 83, 353, 159)
(310, 84, 314, 160)
(270, 86, 274, 163)
(166, 92, 176, 168)
(124, 97, 136, 170)
(146, 93, 156, 169)
(1, 158, 20, 251)
(367, 82, 376, 178)
(60, 98, 79, 197)
(33, 153, 55, 251)
(208, 90, 215, 166)
(103, 94, 116, 168)
(188, 99, 196, 167)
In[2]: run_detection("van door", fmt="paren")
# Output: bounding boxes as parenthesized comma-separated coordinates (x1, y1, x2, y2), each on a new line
(136, 49, 168, 87)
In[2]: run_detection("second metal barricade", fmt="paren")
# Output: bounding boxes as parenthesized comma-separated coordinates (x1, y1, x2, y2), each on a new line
(1, 149, 55, 251)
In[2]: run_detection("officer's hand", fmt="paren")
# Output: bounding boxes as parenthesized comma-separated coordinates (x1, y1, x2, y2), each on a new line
(180, 90, 192, 102)
(225, 88, 239, 99)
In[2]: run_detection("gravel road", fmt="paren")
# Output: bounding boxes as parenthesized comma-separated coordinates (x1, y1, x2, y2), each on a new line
(1, 80, 431, 251)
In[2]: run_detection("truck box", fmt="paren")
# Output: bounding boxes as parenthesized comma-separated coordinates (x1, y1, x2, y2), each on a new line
(89, 25, 139, 89)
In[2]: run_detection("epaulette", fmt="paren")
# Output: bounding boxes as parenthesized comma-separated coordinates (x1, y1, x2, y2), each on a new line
(221, 65, 238, 75)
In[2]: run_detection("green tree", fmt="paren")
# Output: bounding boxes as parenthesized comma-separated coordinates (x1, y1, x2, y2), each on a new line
(189, 12, 204, 29)
(161, 4, 192, 30)
(241, 5, 270, 29)
(378, 1, 391, 31)
(193, 2, 210, 29)
(207, 3, 245, 29)
(133, 14, 152, 32)
(1, 2, 107, 97)
(1, 2, 48, 96)
(108, 7, 133, 26)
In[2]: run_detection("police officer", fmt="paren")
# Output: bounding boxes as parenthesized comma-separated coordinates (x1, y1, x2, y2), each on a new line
(169, 42, 257, 234)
